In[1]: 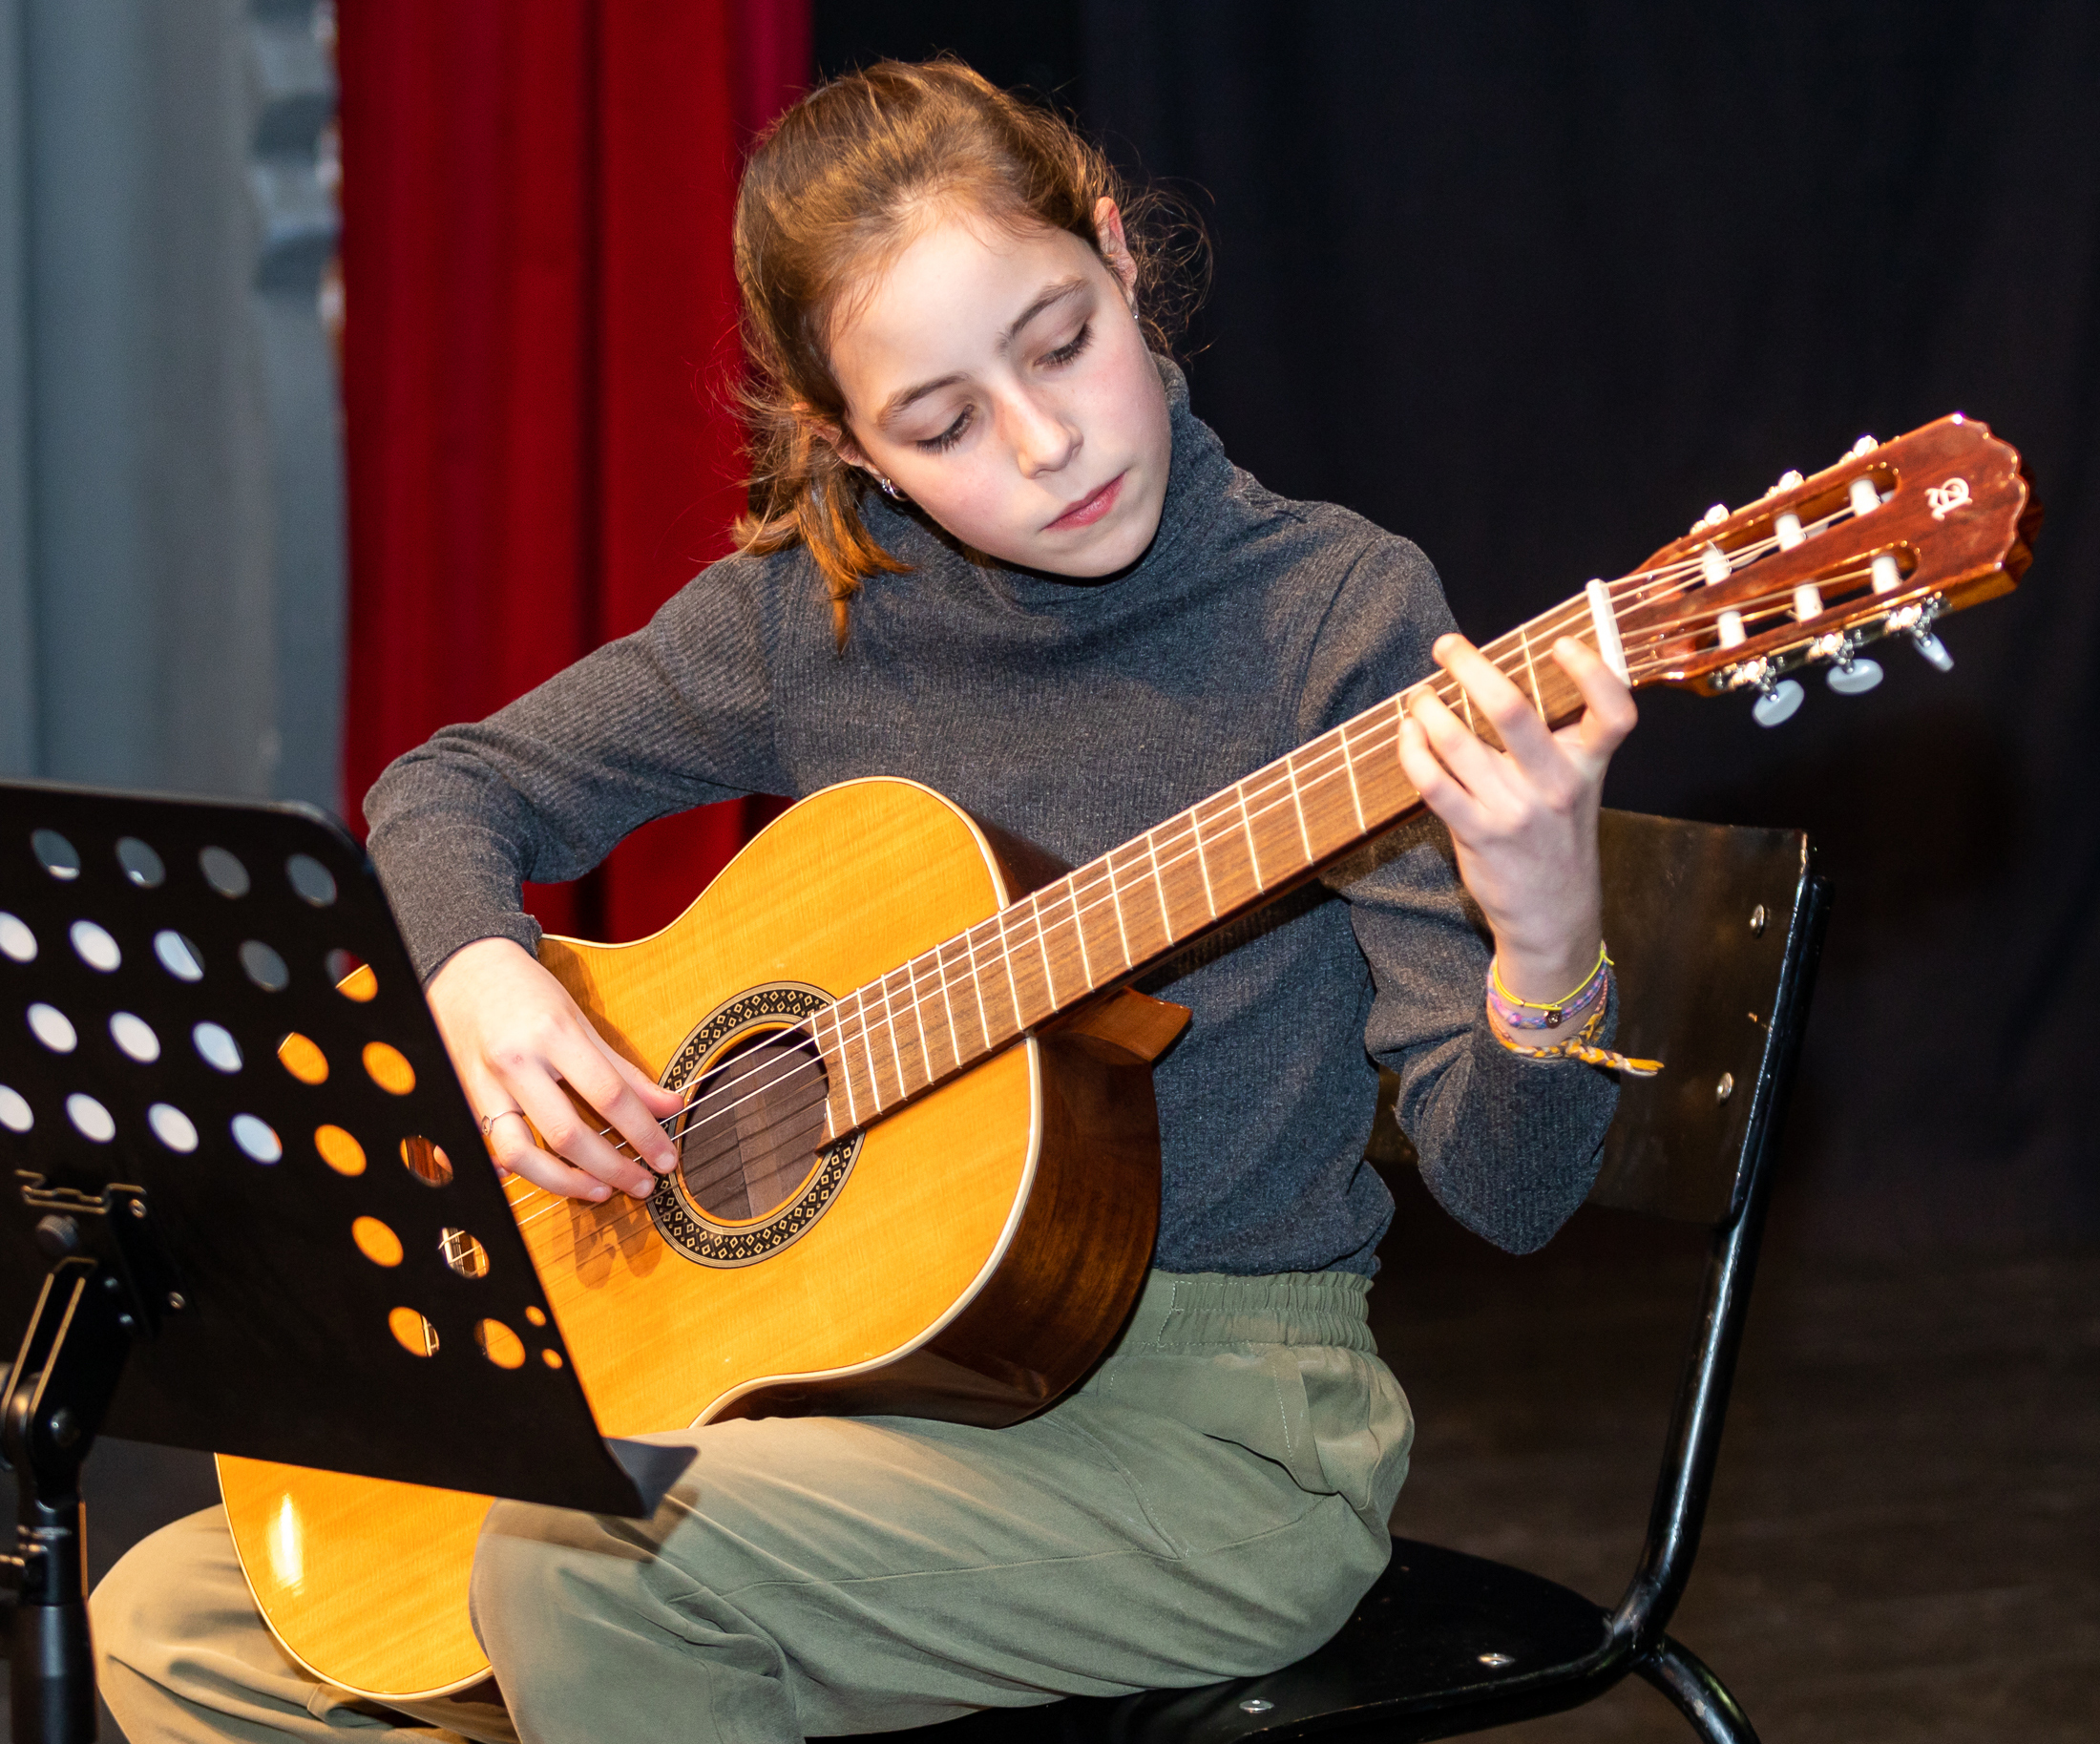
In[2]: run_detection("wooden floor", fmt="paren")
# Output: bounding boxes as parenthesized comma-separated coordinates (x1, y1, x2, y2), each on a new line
(6, 1209, 2095, 1742)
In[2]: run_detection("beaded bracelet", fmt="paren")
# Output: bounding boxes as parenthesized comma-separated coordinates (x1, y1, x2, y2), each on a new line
(1486, 945, 1610, 1033)
(1484, 964, 1665, 1078)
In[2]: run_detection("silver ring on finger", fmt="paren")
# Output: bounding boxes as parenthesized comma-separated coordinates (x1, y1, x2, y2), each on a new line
(479, 1107, 526, 1139)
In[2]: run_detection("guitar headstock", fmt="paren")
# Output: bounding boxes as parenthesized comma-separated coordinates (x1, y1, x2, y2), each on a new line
(1614, 415, 2040, 713)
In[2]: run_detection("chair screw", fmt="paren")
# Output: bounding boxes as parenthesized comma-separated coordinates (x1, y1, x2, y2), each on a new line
(1238, 1698, 1273, 1713)
(1479, 1651, 1516, 1667)
(1749, 904, 1767, 935)
(1716, 1072, 1735, 1103)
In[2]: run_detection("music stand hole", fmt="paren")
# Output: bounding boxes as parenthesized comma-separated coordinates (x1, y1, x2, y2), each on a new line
(0, 1084, 32, 1132)
(28, 1002, 77, 1053)
(241, 939, 290, 991)
(475, 1318, 525, 1369)
(352, 1215, 405, 1268)
(524, 1305, 546, 1327)
(363, 1041, 414, 1095)
(71, 919, 121, 972)
(67, 1092, 115, 1142)
(110, 1011, 160, 1062)
(199, 846, 250, 897)
(314, 1124, 366, 1175)
(388, 1307, 438, 1357)
(327, 950, 374, 998)
(277, 1032, 327, 1083)
(440, 1227, 490, 1277)
(155, 930, 204, 982)
(0, 912, 34, 962)
(193, 1021, 242, 1073)
(232, 1113, 283, 1163)
(116, 836, 165, 888)
(285, 853, 337, 907)
(32, 829, 79, 880)
(147, 1103, 198, 1152)
(400, 1136, 452, 1187)
(540, 1349, 563, 1369)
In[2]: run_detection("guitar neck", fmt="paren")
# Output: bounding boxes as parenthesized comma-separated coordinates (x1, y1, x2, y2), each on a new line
(808, 593, 1604, 1138)
(803, 410, 2036, 1140)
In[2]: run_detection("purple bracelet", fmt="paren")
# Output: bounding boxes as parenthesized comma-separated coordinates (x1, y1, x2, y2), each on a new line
(1485, 956, 1609, 1033)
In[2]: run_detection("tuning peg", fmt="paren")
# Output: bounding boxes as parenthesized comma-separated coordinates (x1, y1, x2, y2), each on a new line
(1752, 676, 1805, 727)
(1910, 629, 1954, 672)
(1850, 434, 1879, 456)
(1826, 653, 1884, 695)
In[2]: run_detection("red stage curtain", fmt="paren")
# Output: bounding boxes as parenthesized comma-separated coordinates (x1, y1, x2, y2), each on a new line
(337, 0, 808, 944)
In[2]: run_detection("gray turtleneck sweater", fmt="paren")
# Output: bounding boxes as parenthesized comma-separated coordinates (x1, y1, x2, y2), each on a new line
(366, 363, 1618, 1272)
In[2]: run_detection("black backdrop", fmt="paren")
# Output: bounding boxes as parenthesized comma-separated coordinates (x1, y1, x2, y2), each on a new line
(817, 2, 2100, 1255)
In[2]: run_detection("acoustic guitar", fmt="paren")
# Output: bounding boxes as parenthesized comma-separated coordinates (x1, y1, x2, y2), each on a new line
(219, 414, 2036, 1700)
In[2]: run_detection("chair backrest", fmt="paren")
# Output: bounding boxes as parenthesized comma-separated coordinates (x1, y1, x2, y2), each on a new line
(1588, 809, 1825, 1230)
(1586, 809, 1832, 1649)
(1361, 809, 1832, 1654)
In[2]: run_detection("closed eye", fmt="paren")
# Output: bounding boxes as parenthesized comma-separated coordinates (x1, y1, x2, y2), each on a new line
(916, 405, 974, 453)
(1041, 322, 1093, 368)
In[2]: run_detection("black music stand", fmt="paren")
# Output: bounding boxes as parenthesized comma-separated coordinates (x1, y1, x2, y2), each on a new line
(0, 779, 694, 1744)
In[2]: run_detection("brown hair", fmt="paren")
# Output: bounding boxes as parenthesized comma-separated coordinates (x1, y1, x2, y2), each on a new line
(730, 59, 1202, 643)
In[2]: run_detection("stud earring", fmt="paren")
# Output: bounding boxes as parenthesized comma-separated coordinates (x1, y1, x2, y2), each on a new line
(873, 473, 904, 501)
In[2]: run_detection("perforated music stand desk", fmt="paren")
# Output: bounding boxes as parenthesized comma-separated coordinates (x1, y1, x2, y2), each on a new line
(0, 779, 693, 1744)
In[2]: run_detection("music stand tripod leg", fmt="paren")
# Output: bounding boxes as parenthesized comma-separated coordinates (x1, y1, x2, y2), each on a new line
(3, 1251, 139, 1744)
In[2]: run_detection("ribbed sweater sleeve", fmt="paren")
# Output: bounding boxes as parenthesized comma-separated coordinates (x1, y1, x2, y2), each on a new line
(364, 557, 785, 977)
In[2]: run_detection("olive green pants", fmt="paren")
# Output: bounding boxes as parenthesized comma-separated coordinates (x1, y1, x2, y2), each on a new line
(93, 1271, 1412, 1744)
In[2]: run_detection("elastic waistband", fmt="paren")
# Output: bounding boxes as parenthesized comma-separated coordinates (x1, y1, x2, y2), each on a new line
(1110, 1269, 1376, 1356)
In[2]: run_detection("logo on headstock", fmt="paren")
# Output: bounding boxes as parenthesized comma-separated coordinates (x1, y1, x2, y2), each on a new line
(1926, 476, 1972, 519)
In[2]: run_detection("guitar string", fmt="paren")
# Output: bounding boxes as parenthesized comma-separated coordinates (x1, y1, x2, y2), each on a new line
(496, 499, 1893, 1232)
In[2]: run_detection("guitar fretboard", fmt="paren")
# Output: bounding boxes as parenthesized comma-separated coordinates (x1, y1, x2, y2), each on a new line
(805, 592, 1609, 1139)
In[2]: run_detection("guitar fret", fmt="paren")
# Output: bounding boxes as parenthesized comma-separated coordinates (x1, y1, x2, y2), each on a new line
(1284, 753, 1313, 861)
(1029, 893, 1061, 1007)
(1049, 879, 1090, 991)
(959, 924, 999, 1051)
(811, 1010, 851, 1136)
(877, 975, 911, 1101)
(1071, 861, 1127, 985)
(1102, 856, 1132, 966)
(849, 991, 886, 1114)
(1234, 783, 1264, 885)
(986, 911, 1026, 1035)
(1194, 792, 1259, 914)
(902, 960, 935, 1083)
(904, 954, 951, 1082)
(934, 938, 977, 1062)
(1114, 837, 1170, 962)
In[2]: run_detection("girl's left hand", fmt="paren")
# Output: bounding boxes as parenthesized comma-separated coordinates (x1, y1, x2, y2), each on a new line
(1396, 632, 1638, 1005)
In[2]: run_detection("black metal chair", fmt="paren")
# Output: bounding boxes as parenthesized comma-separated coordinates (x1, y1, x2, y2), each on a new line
(897, 809, 1832, 1744)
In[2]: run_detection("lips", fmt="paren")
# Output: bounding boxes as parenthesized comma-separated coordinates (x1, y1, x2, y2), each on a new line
(1046, 472, 1124, 532)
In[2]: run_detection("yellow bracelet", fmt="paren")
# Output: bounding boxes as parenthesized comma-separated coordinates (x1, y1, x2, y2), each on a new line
(1489, 942, 1610, 1012)
(1486, 998, 1664, 1078)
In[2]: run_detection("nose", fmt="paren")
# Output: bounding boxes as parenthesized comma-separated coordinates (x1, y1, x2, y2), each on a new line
(1001, 388, 1080, 479)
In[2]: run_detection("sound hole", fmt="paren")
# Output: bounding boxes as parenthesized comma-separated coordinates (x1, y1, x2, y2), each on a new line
(677, 1028, 829, 1222)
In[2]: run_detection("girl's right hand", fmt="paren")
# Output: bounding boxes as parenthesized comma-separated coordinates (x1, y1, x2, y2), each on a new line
(425, 936, 683, 1201)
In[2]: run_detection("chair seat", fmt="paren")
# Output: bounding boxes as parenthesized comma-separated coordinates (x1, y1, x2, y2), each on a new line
(899, 1537, 1619, 1743)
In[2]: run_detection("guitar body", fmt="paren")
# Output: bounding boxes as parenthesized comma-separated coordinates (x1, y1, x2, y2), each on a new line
(219, 778, 1170, 1701)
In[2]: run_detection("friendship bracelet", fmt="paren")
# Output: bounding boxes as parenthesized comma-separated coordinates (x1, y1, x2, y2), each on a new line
(1486, 945, 1611, 1032)
(1486, 986, 1664, 1078)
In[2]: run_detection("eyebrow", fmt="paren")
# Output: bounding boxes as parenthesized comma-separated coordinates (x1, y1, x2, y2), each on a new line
(872, 277, 1090, 428)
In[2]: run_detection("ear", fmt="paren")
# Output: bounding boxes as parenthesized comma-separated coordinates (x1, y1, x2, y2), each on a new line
(796, 403, 870, 470)
(1092, 197, 1138, 300)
